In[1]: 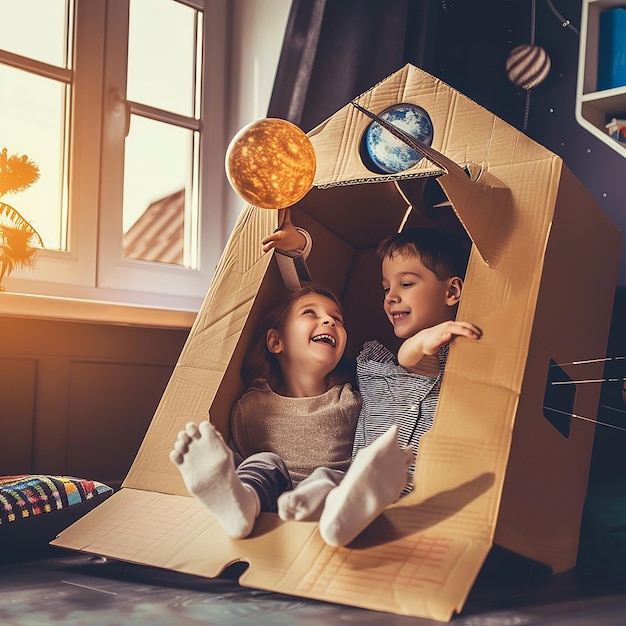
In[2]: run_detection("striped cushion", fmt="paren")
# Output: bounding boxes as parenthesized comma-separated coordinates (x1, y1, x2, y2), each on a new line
(0, 474, 113, 526)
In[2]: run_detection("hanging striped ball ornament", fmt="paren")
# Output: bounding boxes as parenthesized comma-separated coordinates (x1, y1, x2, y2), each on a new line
(505, 44, 551, 90)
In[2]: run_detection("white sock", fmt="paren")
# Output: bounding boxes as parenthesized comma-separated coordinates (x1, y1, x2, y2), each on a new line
(169, 420, 260, 539)
(278, 468, 339, 522)
(318, 424, 415, 547)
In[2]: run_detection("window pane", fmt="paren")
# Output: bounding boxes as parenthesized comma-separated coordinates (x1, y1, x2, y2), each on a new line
(0, 0, 70, 68)
(0, 64, 68, 251)
(122, 115, 197, 267)
(127, 0, 197, 117)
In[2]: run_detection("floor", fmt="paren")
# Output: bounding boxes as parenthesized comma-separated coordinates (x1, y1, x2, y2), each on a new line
(2, 545, 626, 625)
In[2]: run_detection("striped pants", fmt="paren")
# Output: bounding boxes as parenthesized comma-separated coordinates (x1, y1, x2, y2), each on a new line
(235, 452, 344, 513)
(235, 452, 292, 513)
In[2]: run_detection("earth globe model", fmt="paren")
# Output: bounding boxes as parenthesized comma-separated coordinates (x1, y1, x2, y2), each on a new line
(362, 103, 434, 174)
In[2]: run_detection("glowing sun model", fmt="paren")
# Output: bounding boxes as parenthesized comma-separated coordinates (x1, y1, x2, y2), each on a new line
(225, 118, 316, 210)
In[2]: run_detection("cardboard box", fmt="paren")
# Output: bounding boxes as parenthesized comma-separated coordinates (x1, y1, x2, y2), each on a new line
(53, 64, 621, 622)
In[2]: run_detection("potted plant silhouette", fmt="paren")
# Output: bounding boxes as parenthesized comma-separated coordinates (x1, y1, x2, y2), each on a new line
(0, 148, 44, 292)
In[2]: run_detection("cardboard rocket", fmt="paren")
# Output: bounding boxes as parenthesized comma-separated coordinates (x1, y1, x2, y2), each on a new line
(54, 64, 621, 622)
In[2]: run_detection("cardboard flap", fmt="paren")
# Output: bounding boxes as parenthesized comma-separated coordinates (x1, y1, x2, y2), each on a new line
(437, 167, 512, 268)
(53, 487, 492, 623)
(52, 488, 321, 579)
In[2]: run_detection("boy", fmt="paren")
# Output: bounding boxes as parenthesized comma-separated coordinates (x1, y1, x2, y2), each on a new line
(263, 219, 482, 546)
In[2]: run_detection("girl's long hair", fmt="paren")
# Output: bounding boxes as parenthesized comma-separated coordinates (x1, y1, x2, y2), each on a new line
(241, 284, 354, 392)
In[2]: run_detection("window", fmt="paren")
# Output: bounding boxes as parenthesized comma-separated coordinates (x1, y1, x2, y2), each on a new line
(0, 0, 227, 311)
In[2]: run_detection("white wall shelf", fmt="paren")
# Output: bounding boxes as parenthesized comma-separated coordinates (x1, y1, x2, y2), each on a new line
(577, 0, 626, 155)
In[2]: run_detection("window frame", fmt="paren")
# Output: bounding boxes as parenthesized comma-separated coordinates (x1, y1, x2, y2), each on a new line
(2, 0, 228, 312)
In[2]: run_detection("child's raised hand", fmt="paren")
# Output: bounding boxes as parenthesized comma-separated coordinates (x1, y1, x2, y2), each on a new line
(261, 208, 306, 253)
(398, 320, 482, 371)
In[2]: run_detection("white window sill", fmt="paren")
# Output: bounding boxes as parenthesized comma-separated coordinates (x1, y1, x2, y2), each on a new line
(0, 292, 196, 330)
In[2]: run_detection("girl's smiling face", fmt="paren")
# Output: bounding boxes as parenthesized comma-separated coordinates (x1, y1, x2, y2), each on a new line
(267, 292, 347, 377)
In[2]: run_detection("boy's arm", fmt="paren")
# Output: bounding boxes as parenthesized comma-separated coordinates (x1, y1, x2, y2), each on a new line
(261, 208, 311, 256)
(397, 321, 482, 373)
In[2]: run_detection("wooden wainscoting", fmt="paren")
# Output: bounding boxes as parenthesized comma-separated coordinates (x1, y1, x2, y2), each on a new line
(0, 315, 189, 490)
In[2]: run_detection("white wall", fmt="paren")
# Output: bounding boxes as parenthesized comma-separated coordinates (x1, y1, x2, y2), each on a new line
(224, 0, 292, 233)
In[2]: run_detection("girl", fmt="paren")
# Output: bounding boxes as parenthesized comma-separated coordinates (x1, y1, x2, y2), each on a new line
(169, 285, 361, 539)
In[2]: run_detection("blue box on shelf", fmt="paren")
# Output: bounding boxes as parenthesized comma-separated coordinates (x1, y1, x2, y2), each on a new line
(598, 7, 626, 91)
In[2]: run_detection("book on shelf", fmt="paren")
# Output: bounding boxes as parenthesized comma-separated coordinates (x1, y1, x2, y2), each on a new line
(598, 7, 626, 91)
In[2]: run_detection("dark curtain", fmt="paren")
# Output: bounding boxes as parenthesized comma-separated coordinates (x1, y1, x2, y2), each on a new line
(267, 0, 438, 132)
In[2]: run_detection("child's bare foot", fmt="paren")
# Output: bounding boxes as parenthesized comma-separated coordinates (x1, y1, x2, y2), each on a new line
(318, 425, 415, 547)
(278, 468, 340, 522)
(170, 420, 259, 539)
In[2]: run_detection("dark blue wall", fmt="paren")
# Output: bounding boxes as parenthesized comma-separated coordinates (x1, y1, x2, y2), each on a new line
(425, 0, 626, 285)
(420, 1, 626, 486)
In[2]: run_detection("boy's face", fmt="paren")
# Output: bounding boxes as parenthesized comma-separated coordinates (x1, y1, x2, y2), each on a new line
(381, 251, 460, 339)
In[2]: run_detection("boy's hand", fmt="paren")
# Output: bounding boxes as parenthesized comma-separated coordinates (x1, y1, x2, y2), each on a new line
(398, 321, 482, 372)
(261, 208, 306, 253)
